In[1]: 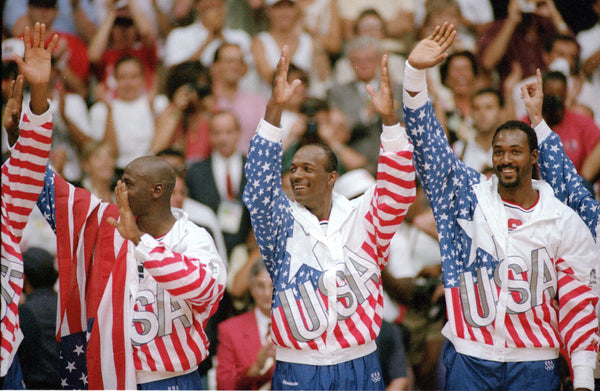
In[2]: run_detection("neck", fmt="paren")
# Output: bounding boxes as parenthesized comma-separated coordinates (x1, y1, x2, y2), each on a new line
(498, 183, 538, 209)
(213, 82, 238, 100)
(475, 130, 494, 150)
(137, 207, 177, 238)
(308, 198, 332, 222)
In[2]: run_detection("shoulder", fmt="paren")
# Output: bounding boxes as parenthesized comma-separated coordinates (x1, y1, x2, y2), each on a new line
(219, 310, 255, 332)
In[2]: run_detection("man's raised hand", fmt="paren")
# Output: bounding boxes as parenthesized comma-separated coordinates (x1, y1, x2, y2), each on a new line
(407, 23, 456, 70)
(522, 69, 544, 127)
(14, 22, 58, 87)
(107, 181, 144, 246)
(366, 54, 398, 126)
(264, 45, 302, 126)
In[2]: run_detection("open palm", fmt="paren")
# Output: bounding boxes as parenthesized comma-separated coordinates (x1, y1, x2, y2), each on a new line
(271, 45, 302, 106)
(408, 23, 456, 70)
(14, 23, 58, 86)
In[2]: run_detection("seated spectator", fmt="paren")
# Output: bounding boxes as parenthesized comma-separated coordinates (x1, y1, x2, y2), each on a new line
(88, 0, 159, 102)
(5, 0, 97, 43)
(251, 0, 331, 98)
(334, 8, 406, 86)
(151, 61, 213, 164)
(337, 0, 415, 54)
(78, 140, 116, 203)
(327, 36, 403, 130)
(211, 42, 267, 155)
(17, 247, 60, 390)
(185, 110, 252, 257)
(163, 0, 253, 76)
(12, 0, 91, 97)
(89, 55, 168, 173)
(216, 259, 276, 390)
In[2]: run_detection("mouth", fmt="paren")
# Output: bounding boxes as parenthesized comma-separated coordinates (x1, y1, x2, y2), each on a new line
(292, 183, 309, 193)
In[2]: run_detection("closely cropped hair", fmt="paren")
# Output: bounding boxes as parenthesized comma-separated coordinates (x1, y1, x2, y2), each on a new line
(542, 71, 567, 87)
(492, 120, 538, 153)
(353, 8, 387, 36)
(473, 88, 504, 108)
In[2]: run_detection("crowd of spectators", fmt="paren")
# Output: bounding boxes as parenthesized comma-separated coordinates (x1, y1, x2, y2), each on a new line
(3, 0, 600, 389)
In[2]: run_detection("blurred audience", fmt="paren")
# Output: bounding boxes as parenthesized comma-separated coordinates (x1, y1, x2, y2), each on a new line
(88, 0, 158, 102)
(89, 55, 168, 174)
(185, 110, 252, 256)
(216, 259, 276, 390)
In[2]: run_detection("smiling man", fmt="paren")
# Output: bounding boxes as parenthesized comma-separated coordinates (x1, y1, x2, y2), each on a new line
(242, 46, 415, 390)
(403, 24, 600, 391)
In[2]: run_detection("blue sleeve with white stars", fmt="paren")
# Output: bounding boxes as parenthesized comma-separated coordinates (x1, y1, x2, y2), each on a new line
(403, 100, 482, 211)
(242, 127, 294, 281)
(538, 131, 599, 239)
(36, 163, 57, 232)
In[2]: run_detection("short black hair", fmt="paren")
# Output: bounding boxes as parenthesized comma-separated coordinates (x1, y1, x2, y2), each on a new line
(492, 120, 538, 153)
(440, 50, 478, 87)
(23, 247, 57, 289)
(542, 70, 567, 87)
(473, 87, 504, 108)
(311, 143, 338, 173)
(28, 0, 57, 7)
(164, 61, 211, 101)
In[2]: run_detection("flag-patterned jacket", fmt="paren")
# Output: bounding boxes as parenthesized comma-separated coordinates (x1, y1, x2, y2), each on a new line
(535, 120, 600, 241)
(402, 63, 599, 387)
(535, 119, 600, 381)
(242, 118, 415, 365)
(1, 104, 52, 377)
(36, 169, 226, 389)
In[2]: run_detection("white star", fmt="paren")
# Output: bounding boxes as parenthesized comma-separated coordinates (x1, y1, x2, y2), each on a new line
(61, 378, 69, 387)
(285, 222, 326, 282)
(65, 361, 76, 373)
(456, 204, 500, 268)
(79, 373, 88, 385)
(73, 344, 84, 356)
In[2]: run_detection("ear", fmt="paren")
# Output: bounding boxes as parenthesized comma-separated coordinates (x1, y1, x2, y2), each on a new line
(151, 183, 164, 200)
(530, 149, 539, 165)
(327, 171, 338, 187)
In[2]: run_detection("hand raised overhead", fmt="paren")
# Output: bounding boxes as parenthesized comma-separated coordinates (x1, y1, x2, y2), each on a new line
(522, 69, 544, 127)
(407, 23, 456, 70)
(14, 22, 59, 86)
(264, 45, 302, 126)
(366, 54, 398, 126)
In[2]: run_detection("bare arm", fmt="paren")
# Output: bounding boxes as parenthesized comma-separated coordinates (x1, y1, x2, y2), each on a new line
(582, 48, 600, 77)
(251, 37, 276, 86)
(479, 0, 521, 72)
(70, 0, 98, 42)
(88, 9, 117, 63)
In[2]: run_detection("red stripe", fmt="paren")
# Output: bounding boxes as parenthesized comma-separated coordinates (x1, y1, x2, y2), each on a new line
(112, 240, 129, 388)
(518, 312, 541, 346)
(504, 315, 526, 347)
(155, 336, 175, 372)
(169, 329, 190, 370)
(451, 288, 465, 339)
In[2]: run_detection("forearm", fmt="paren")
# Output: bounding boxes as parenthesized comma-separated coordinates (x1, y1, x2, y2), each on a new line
(151, 106, 182, 153)
(88, 13, 115, 63)
(480, 20, 518, 71)
(62, 112, 93, 150)
(580, 141, 600, 183)
(135, 234, 226, 303)
(57, 66, 88, 97)
(582, 48, 600, 77)
(72, 6, 98, 43)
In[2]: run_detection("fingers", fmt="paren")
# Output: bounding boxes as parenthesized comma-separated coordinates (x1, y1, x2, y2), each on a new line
(23, 26, 32, 53)
(536, 68, 542, 87)
(380, 54, 389, 83)
(32, 22, 40, 51)
(47, 33, 59, 54)
(13, 75, 24, 103)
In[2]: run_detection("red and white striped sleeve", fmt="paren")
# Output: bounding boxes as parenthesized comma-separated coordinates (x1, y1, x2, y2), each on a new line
(2, 105, 53, 241)
(363, 122, 416, 270)
(134, 229, 226, 309)
(1, 102, 52, 376)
